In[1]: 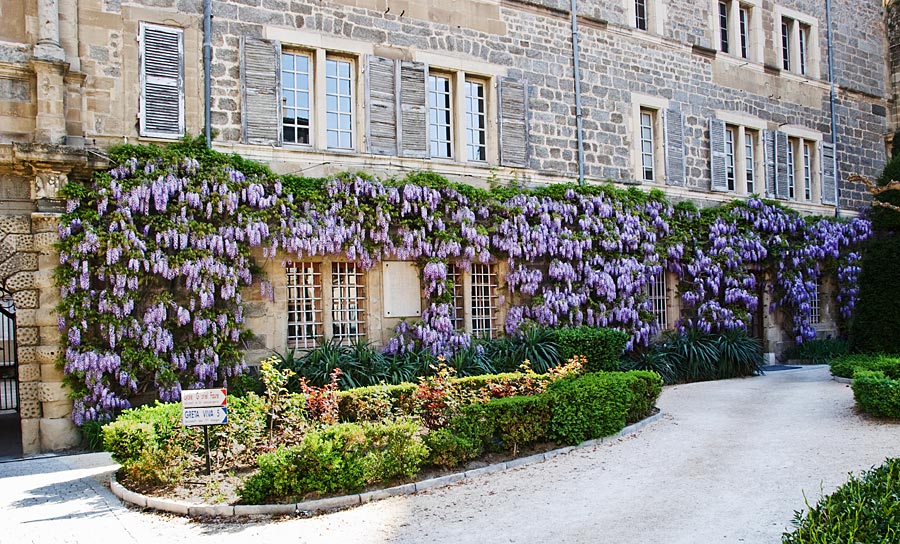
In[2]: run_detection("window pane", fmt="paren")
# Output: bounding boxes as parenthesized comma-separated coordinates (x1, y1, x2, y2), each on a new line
(281, 52, 311, 145)
(428, 74, 453, 158)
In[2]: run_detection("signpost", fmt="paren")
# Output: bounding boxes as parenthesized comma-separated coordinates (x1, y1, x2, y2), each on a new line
(182, 388, 227, 475)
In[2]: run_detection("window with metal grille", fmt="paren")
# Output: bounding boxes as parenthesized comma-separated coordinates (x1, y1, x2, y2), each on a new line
(281, 52, 312, 145)
(725, 127, 736, 191)
(470, 264, 498, 339)
(139, 23, 184, 138)
(448, 266, 465, 330)
(810, 276, 821, 325)
(635, 0, 648, 30)
(465, 80, 487, 162)
(326, 58, 354, 149)
(640, 109, 656, 182)
(286, 262, 323, 348)
(646, 269, 668, 331)
(428, 74, 453, 158)
(331, 262, 366, 344)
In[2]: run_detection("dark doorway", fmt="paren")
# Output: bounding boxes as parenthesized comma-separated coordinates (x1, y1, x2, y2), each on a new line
(0, 288, 21, 458)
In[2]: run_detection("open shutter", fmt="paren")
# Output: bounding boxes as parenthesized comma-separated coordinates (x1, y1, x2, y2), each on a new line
(241, 36, 281, 146)
(763, 130, 776, 197)
(398, 61, 428, 158)
(821, 141, 837, 205)
(140, 24, 184, 138)
(664, 109, 685, 186)
(366, 56, 398, 156)
(709, 118, 728, 191)
(775, 130, 790, 199)
(499, 78, 529, 168)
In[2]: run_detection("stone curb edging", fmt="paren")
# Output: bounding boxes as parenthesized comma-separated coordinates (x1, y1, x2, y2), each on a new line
(833, 376, 853, 384)
(110, 410, 665, 518)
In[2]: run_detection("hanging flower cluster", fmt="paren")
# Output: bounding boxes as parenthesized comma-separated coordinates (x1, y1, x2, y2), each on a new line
(57, 143, 870, 422)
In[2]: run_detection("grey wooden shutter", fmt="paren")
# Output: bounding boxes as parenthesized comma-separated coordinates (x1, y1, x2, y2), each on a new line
(366, 56, 398, 156)
(499, 78, 529, 168)
(775, 130, 790, 199)
(140, 23, 184, 138)
(709, 118, 728, 191)
(241, 36, 281, 146)
(821, 141, 837, 205)
(664, 109, 685, 186)
(398, 61, 428, 158)
(763, 130, 776, 197)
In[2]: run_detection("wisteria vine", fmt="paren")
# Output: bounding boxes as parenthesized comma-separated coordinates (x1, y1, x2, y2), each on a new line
(56, 142, 870, 423)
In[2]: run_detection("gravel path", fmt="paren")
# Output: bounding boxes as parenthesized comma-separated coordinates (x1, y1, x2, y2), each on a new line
(2, 365, 898, 544)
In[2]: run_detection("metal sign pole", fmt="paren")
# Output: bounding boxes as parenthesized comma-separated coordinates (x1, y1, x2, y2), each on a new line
(204, 425, 211, 476)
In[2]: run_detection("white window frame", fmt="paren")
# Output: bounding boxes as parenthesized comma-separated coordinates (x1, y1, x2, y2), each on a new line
(325, 57, 355, 150)
(139, 22, 185, 139)
(711, 0, 761, 62)
(810, 275, 821, 325)
(286, 261, 323, 349)
(775, 6, 820, 78)
(281, 50, 313, 146)
(464, 79, 488, 162)
(331, 261, 367, 344)
(803, 141, 813, 201)
(428, 72, 454, 159)
(725, 126, 736, 191)
(469, 263, 499, 339)
(626, 0, 665, 34)
(744, 128, 757, 194)
(715, 112, 766, 196)
(631, 94, 669, 184)
(645, 269, 669, 331)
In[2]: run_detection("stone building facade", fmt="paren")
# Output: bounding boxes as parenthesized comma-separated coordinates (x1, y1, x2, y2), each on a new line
(0, 0, 892, 453)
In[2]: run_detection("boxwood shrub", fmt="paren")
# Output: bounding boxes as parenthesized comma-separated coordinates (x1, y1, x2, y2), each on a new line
(783, 458, 900, 543)
(555, 327, 628, 373)
(852, 370, 900, 418)
(547, 372, 632, 445)
(622, 371, 663, 424)
(829, 354, 900, 379)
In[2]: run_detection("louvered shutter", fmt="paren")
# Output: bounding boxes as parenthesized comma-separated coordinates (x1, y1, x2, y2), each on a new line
(664, 109, 685, 186)
(821, 142, 837, 205)
(140, 24, 184, 138)
(499, 78, 529, 168)
(763, 130, 776, 197)
(709, 118, 728, 191)
(241, 37, 281, 146)
(775, 131, 790, 199)
(398, 61, 428, 158)
(366, 56, 398, 156)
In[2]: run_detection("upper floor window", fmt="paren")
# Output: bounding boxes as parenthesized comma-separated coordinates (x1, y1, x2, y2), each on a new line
(465, 80, 487, 162)
(716, 1, 757, 60)
(639, 108, 658, 182)
(139, 23, 184, 138)
(710, 119, 762, 195)
(428, 74, 454, 159)
(282, 52, 311, 145)
(786, 141, 796, 199)
(325, 58, 354, 149)
(635, 0, 649, 30)
(632, 95, 685, 186)
(744, 128, 757, 194)
(777, 9, 819, 78)
(724, 127, 737, 191)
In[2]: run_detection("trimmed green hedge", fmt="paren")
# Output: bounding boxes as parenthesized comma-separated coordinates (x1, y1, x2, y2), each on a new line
(783, 458, 900, 543)
(830, 354, 900, 379)
(239, 418, 428, 504)
(555, 327, 628, 373)
(547, 372, 632, 445)
(852, 371, 900, 418)
(622, 371, 663, 424)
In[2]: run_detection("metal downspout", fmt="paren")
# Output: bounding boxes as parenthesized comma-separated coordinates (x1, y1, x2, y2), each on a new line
(826, 0, 840, 216)
(570, 0, 585, 185)
(204, 0, 213, 148)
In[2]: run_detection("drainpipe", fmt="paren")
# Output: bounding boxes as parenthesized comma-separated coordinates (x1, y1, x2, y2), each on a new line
(826, 0, 840, 217)
(570, 0, 585, 185)
(203, 0, 212, 148)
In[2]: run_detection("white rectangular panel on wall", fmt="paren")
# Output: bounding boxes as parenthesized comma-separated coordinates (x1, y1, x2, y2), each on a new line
(382, 262, 422, 317)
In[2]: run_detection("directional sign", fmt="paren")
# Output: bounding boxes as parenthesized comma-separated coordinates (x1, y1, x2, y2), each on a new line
(181, 388, 227, 408)
(182, 406, 228, 426)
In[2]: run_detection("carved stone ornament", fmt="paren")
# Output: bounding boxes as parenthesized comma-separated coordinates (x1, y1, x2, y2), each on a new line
(33, 172, 66, 200)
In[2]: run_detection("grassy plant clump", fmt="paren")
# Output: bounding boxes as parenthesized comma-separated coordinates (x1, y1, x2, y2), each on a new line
(782, 338, 849, 364)
(783, 458, 900, 543)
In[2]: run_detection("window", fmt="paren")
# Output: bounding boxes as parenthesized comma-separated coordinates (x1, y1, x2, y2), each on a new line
(646, 269, 668, 331)
(744, 129, 756, 194)
(715, 1, 756, 60)
(739, 7, 750, 59)
(286, 262, 323, 348)
(786, 141, 795, 199)
(465, 80, 487, 162)
(778, 11, 818, 77)
(640, 108, 656, 182)
(331, 262, 366, 344)
(428, 74, 453, 158)
(635, 0, 649, 30)
(326, 58, 354, 150)
(448, 266, 465, 330)
(803, 142, 812, 200)
(282, 52, 311, 145)
(470, 264, 499, 339)
(725, 127, 736, 191)
(809, 276, 821, 325)
(139, 23, 184, 138)
(718, 2, 730, 53)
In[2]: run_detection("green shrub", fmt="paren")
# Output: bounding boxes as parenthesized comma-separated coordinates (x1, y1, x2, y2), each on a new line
(239, 419, 428, 504)
(622, 371, 663, 423)
(337, 383, 418, 421)
(479, 395, 551, 452)
(555, 327, 628, 373)
(782, 338, 849, 364)
(102, 420, 157, 464)
(850, 235, 900, 354)
(120, 441, 191, 490)
(424, 428, 481, 468)
(852, 371, 900, 418)
(783, 458, 900, 543)
(547, 372, 632, 445)
(830, 354, 900, 379)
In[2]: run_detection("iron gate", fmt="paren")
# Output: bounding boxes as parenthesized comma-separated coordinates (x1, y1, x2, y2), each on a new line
(0, 288, 17, 413)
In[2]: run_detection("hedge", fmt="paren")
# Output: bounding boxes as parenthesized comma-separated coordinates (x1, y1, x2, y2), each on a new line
(622, 370, 663, 424)
(555, 327, 629, 373)
(852, 371, 900, 418)
(547, 372, 633, 445)
(783, 458, 900, 543)
(829, 354, 900, 379)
